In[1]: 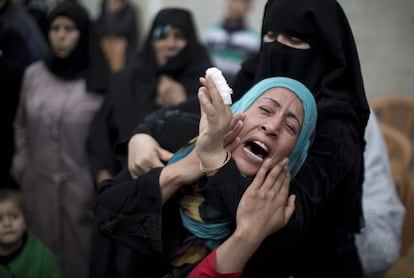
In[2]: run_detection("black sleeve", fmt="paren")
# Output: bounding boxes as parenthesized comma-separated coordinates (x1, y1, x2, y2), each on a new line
(229, 56, 257, 102)
(86, 88, 119, 180)
(133, 96, 200, 135)
(114, 97, 201, 158)
(94, 167, 165, 256)
(196, 160, 251, 228)
(0, 28, 31, 83)
(95, 166, 187, 258)
(178, 45, 212, 98)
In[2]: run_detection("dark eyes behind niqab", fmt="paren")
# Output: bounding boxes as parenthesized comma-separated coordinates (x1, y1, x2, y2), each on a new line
(246, 0, 370, 139)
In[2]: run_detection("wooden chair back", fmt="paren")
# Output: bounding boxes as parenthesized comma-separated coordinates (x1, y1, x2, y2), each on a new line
(379, 123, 412, 201)
(379, 123, 414, 257)
(371, 95, 414, 140)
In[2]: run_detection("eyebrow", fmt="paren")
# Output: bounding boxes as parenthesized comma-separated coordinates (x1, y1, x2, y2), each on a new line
(263, 97, 302, 127)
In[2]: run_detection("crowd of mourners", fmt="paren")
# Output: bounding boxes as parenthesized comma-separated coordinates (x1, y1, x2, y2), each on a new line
(0, 0, 406, 278)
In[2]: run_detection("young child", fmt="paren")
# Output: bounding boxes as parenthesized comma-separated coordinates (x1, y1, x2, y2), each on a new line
(0, 188, 62, 278)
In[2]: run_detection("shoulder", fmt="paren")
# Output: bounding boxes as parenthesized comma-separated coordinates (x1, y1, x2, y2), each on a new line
(24, 231, 62, 276)
(25, 60, 43, 73)
(24, 231, 51, 254)
(22, 61, 47, 80)
(19, 231, 56, 263)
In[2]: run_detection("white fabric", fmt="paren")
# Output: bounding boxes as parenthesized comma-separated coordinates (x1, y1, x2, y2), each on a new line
(355, 112, 405, 276)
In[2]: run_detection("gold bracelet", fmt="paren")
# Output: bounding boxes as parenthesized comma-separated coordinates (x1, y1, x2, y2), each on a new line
(200, 151, 231, 174)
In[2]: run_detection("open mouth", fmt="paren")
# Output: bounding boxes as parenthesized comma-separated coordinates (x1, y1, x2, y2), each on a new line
(244, 140, 269, 160)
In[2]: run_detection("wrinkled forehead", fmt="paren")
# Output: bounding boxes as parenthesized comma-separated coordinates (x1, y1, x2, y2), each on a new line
(255, 87, 304, 115)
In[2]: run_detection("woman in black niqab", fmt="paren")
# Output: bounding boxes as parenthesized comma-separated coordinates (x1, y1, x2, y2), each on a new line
(228, 0, 370, 277)
(234, 0, 369, 137)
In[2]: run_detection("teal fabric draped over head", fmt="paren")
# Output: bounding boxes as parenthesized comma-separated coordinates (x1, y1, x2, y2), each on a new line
(168, 76, 317, 255)
(169, 76, 317, 176)
(231, 76, 317, 177)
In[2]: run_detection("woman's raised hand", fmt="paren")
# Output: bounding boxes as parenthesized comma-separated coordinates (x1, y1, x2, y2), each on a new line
(236, 158, 296, 242)
(196, 75, 234, 173)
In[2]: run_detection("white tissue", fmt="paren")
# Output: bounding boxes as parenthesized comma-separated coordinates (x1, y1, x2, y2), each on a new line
(206, 67, 233, 105)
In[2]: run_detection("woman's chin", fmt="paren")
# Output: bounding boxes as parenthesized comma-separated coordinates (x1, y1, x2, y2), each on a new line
(236, 161, 260, 177)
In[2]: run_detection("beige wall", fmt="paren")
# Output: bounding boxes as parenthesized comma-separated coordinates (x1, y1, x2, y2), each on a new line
(81, 0, 414, 101)
(129, 0, 266, 41)
(339, 0, 414, 102)
(80, 0, 265, 43)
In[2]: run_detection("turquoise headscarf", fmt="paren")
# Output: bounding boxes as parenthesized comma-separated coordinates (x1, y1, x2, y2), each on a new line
(169, 76, 317, 176)
(231, 76, 317, 177)
(168, 76, 317, 252)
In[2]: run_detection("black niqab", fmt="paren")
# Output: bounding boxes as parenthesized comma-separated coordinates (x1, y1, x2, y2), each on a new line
(237, 0, 370, 139)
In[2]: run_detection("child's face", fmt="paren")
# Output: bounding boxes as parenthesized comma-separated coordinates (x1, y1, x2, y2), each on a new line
(0, 199, 26, 249)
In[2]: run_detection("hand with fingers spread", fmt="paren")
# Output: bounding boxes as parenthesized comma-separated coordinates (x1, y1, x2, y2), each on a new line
(188, 158, 296, 277)
(196, 75, 234, 174)
(235, 158, 295, 242)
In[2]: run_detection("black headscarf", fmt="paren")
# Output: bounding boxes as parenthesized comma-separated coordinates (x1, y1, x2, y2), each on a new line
(44, 1, 90, 80)
(86, 7, 212, 177)
(235, 0, 370, 140)
(95, 0, 138, 40)
(118, 7, 211, 128)
(94, 0, 139, 63)
(138, 7, 204, 77)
